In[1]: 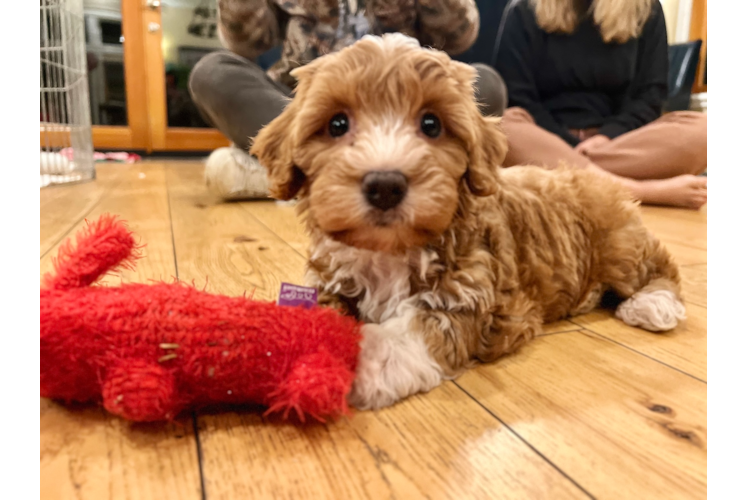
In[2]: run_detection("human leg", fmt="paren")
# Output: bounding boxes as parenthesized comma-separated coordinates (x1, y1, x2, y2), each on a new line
(585, 111, 707, 179)
(500, 108, 706, 209)
(189, 51, 291, 199)
(472, 64, 508, 117)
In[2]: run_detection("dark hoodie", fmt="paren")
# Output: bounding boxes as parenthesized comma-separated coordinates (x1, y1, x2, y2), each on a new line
(494, 0, 668, 146)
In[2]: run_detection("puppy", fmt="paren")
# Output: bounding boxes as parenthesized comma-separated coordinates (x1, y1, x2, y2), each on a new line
(251, 34, 686, 410)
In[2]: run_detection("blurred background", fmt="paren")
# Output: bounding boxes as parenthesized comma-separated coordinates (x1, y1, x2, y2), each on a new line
(41, 0, 706, 154)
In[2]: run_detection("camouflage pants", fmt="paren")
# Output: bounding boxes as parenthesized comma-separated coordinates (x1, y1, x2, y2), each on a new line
(189, 50, 507, 151)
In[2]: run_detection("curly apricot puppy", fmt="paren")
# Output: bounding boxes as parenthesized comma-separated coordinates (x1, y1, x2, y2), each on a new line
(251, 34, 685, 410)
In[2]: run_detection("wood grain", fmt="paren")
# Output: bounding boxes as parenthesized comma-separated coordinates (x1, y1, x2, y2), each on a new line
(41, 164, 177, 283)
(198, 380, 586, 499)
(40, 161, 708, 499)
(572, 303, 706, 381)
(40, 163, 202, 500)
(41, 400, 201, 500)
(166, 164, 306, 299)
(541, 320, 581, 335)
(456, 331, 707, 500)
(165, 129, 230, 152)
(141, 6, 167, 151)
(680, 264, 707, 308)
(640, 206, 707, 251)
(165, 163, 587, 499)
(689, 0, 707, 93)
(40, 165, 122, 257)
(92, 127, 138, 151)
(121, 0, 150, 150)
(656, 241, 706, 266)
(40, 125, 134, 151)
(239, 200, 309, 257)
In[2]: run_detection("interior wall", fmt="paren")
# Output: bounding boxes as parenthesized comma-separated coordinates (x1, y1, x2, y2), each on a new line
(660, 0, 680, 43)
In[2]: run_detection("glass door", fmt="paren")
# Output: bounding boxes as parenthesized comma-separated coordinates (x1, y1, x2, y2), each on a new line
(42, 0, 234, 152)
(141, 0, 230, 151)
(39, 0, 150, 150)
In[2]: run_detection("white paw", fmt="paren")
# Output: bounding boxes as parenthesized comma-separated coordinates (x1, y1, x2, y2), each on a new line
(615, 289, 686, 332)
(349, 322, 443, 410)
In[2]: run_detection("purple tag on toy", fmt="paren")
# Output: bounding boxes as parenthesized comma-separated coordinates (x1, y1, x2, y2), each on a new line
(278, 282, 318, 309)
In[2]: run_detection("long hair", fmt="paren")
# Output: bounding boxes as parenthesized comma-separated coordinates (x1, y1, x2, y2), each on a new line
(530, 0, 656, 43)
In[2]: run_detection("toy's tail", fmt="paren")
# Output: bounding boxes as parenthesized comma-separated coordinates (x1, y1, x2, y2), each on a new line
(42, 214, 140, 290)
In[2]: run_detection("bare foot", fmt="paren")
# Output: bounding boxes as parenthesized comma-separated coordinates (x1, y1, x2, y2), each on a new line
(628, 175, 707, 209)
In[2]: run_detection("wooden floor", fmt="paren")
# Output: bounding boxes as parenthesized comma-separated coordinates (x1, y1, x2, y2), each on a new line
(40, 162, 707, 500)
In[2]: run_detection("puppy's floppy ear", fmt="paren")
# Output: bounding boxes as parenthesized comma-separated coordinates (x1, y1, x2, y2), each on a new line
(447, 60, 507, 197)
(250, 100, 305, 200)
(250, 58, 327, 200)
(465, 115, 507, 197)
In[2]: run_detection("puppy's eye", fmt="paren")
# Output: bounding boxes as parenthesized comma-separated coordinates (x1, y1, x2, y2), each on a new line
(328, 113, 349, 138)
(420, 113, 441, 138)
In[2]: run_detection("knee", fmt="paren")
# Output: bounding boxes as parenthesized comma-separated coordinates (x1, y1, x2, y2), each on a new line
(663, 111, 706, 173)
(665, 111, 706, 133)
(671, 111, 707, 145)
(189, 51, 225, 101)
(472, 63, 508, 117)
(501, 107, 534, 125)
(188, 51, 250, 102)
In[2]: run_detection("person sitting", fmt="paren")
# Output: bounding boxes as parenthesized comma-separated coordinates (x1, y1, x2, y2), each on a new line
(189, 0, 507, 200)
(494, 0, 707, 209)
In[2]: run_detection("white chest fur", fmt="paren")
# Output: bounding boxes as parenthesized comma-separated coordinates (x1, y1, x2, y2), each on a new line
(306, 235, 493, 322)
(306, 238, 447, 410)
(306, 237, 426, 323)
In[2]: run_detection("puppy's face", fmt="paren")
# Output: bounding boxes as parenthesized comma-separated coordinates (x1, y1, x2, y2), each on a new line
(251, 34, 506, 253)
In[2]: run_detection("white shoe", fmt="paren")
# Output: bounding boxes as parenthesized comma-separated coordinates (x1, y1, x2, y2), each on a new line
(204, 146, 270, 200)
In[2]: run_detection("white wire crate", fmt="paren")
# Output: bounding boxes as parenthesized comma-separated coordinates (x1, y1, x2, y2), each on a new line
(40, 0, 95, 187)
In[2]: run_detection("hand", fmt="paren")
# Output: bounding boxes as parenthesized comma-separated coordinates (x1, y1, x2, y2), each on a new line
(574, 135, 611, 156)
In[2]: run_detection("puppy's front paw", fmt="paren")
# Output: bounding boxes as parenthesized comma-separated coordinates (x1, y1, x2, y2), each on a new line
(348, 371, 400, 411)
(349, 323, 443, 410)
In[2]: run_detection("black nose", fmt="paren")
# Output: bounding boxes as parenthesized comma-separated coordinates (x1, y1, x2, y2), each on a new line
(362, 171, 408, 211)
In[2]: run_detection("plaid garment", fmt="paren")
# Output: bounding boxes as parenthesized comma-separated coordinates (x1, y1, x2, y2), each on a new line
(217, 0, 480, 88)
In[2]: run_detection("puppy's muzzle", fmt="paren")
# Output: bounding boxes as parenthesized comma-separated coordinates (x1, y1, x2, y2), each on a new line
(362, 171, 408, 211)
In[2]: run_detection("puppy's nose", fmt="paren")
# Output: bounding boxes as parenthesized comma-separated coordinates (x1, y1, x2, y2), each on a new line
(362, 171, 408, 211)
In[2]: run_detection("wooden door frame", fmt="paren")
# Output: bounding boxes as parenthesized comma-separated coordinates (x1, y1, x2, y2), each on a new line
(41, 1, 228, 153)
(118, 0, 150, 150)
(39, 0, 150, 151)
(689, 0, 707, 93)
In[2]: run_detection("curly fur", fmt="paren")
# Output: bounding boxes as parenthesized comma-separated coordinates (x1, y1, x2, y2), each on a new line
(251, 34, 685, 410)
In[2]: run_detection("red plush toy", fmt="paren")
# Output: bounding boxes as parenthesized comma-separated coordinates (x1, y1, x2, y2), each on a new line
(40, 214, 362, 422)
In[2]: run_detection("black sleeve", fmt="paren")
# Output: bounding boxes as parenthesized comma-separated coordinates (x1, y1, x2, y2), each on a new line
(493, 2, 580, 146)
(598, 3, 669, 139)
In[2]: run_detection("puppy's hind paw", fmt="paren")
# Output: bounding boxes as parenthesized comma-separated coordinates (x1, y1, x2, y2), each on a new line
(615, 289, 686, 332)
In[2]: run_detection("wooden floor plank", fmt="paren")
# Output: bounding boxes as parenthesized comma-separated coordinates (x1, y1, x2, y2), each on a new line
(40, 163, 203, 500)
(40, 401, 201, 500)
(40, 165, 122, 257)
(572, 303, 706, 381)
(167, 164, 586, 499)
(239, 200, 308, 257)
(41, 164, 179, 283)
(197, 379, 586, 500)
(456, 331, 706, 500)
(640, 206, 707, 251)
(657, 241, 707, 266)
(41, 161, 708, 499)
(640, 205, 707, 225)
(541, 320, 581, 335)
(166, 164, 306, 300)
(680, 264, 707, 308)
